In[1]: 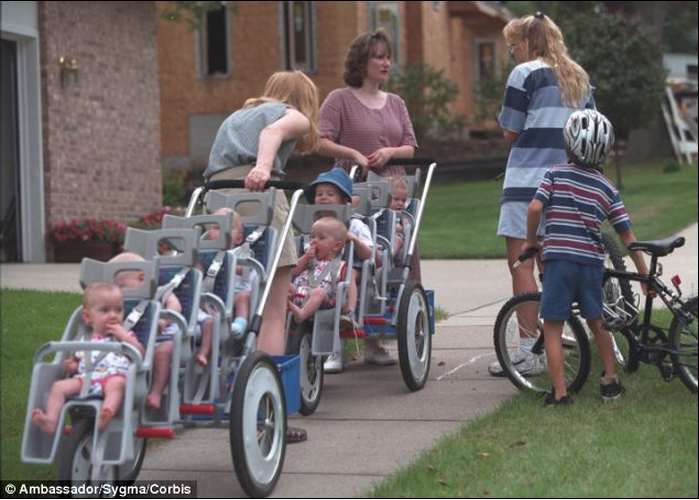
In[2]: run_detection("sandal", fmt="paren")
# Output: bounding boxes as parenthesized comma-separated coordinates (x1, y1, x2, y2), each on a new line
(286, 426, 307, 444)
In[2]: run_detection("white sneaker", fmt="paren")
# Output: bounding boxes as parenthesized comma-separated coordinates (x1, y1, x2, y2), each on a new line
(488, 349, 526, 376)
(364, 343, 396, 366)
(517, 352, 547, 376)
(324, 353, 344, 373)
(488, 349, 546, 377)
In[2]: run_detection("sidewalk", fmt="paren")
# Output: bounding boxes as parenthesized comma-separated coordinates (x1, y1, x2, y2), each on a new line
(2, 224, 696, 497)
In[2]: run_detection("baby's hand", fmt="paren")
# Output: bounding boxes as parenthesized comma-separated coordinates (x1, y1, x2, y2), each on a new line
(105, 323, 128, 340)
(63, 358, 79, 374)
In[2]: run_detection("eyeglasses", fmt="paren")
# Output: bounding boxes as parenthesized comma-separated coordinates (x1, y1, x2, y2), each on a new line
(506, 43, 516, 53)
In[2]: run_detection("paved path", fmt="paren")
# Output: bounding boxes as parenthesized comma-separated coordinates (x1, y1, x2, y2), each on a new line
(2, 224, 696, 497)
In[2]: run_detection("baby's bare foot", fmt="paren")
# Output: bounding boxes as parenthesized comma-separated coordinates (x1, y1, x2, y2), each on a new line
(32, 409, 57, 434)
(97, 406, 116, 431)
(195, 353, 208, 367)
(145, 393, 161, 410)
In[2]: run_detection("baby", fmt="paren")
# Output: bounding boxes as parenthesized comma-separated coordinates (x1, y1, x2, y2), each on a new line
(195, 207, 254, 366)
(287, 217, 348, 324)
(32, 282, 145, 433)
(111, 252, 184, 409)
(389, 176, 410, 261)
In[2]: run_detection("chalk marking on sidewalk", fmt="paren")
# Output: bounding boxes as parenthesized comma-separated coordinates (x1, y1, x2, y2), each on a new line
(436, 352, 495, 381)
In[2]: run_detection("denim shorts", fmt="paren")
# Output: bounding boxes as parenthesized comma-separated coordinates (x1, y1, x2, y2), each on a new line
(497, 201, 545, 239)
(540, 259, 604, 320)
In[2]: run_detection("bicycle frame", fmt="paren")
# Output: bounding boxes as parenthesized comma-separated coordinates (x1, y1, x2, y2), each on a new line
(605, 257, 693, 363)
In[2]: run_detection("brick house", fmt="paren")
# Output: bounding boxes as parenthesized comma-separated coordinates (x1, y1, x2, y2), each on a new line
(1, 1, 161, 262)
(157, 1, 511, 172)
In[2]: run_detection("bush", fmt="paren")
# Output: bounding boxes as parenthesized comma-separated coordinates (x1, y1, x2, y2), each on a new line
(129, 207, 186, 231)
(663, 160, 681, 173)
(386, 64, 464, 140)
(162, 170, 188, 207)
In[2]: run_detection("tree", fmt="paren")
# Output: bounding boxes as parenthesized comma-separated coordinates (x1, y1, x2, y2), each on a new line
(386, 64, 464, 142)
(561, 12, 666, 187)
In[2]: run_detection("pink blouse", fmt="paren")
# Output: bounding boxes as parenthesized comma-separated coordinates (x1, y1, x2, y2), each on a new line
(320, 88, 418, 177)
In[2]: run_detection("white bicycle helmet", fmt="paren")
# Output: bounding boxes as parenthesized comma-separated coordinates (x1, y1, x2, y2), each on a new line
(563, 109, 615, 168)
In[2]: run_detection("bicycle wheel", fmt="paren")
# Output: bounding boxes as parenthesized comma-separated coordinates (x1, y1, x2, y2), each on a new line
(493, 292, 590, 393)
(669, 295, 698, 393)
(600, 232, 638, 371)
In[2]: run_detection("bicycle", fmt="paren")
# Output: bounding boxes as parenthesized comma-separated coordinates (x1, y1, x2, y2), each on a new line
(493, 235, 697, 395)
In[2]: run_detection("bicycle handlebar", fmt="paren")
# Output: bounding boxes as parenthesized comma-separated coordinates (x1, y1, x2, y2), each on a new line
(512, 247, 539, 269)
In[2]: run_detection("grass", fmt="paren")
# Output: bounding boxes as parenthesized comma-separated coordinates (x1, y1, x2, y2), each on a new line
(1, 289, 82, 481)
(370, 372, 697, 497)
(419, 158, 698, 259)
(369, 310, 698, 498)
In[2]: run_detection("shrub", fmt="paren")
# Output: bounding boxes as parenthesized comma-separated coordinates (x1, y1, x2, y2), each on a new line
(386, 64, 464, 140)
(129, 207, 186, 231)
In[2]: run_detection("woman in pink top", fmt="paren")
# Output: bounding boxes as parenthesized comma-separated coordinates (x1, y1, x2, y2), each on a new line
(318, 30, 417, 181)
(319, 31, 419, 367)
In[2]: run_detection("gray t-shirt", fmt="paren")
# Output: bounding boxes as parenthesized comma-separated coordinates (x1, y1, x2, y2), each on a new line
(204, 101, 298, 179)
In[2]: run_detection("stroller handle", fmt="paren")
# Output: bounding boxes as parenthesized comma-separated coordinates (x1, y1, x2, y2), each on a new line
(204, 179, 306, 191)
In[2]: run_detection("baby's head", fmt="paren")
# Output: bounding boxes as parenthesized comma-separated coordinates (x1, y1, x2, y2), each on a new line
(389, 176, 409, 211)
(306, 168, 353, 206)
(109, 252, 146, 289)
(210, 207, 244, 248)
(82, 282, 124, 333)
(310, 217, 348, 259)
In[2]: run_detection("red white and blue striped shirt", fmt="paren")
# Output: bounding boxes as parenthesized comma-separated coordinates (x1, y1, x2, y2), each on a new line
(534, 164, 631, 266)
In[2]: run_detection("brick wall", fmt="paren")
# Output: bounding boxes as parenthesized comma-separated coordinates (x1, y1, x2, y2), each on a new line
(40, 1, 162, 226)
(157, 1, 284, 165)
(157, 1, 362, 170)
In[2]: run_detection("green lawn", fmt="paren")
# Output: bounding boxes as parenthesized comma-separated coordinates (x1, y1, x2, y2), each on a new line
(419, 159, 698, 258)
(1, 290, 82, 480)
(369, 312, 698, 498)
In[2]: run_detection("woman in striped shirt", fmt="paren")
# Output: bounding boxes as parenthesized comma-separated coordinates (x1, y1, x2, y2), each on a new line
(489, 12, 595, 377)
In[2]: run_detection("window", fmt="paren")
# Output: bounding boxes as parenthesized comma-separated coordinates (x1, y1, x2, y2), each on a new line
(474, 39, 497, 82)
(282, 1, 316, 73)
(369, 2, 401, 66)
(199, 5, 231, 77)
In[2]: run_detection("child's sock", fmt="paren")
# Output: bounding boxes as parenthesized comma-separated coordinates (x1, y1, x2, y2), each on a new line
(520, 337, 535, 353)
(231, 317, 248, 336)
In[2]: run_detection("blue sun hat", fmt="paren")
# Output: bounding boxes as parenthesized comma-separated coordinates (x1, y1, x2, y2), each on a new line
(304, 168, 353, 203)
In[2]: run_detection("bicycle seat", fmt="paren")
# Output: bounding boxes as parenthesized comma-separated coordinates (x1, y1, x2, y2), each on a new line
(628, 236, 685, 256)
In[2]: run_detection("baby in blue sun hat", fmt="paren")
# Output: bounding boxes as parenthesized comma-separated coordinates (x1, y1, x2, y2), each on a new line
(304, 168, 396, 371)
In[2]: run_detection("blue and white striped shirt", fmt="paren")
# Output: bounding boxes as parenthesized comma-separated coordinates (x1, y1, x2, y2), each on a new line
(534, 164, 631, 267)
(499, 59, 595, 205)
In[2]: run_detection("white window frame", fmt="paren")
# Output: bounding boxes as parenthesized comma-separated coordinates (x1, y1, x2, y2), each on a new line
(1, 0, 46, 262)
(196, 3, 232, 79)
(368, 1, 401, 67)
(473, 37, 499, 84)
(280, 1, 317, 74)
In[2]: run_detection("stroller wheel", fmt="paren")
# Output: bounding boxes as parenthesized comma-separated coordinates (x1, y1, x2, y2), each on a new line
(397, 281, 432, 391)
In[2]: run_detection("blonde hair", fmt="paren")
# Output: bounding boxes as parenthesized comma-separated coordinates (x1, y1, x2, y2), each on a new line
(314, 217, 348, 245)
(213, 207, 243, 240)
(391, 176, 409, 192)
(83, 282, 121, 308)
(109, 251, 145, 263)
(244, 71, 320, 154)
(503, 14, 590, 107)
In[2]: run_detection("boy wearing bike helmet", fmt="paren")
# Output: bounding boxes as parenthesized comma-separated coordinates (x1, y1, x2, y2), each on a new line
(523, 110, 649, 406)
